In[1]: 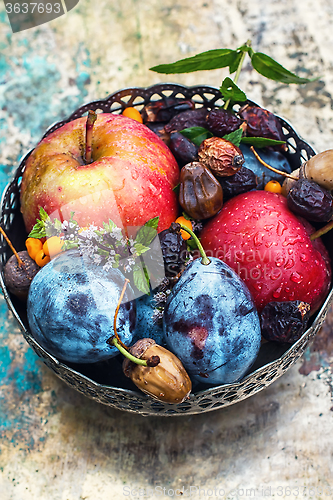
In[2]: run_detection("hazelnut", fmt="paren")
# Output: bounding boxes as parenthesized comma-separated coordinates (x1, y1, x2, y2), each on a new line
(198, 136, 244, 177)
(123, 339, 192, 404)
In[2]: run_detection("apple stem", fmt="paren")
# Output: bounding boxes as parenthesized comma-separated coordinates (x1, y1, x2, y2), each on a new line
(310, 220, 333, 241)
(177, 223, 210, 265)
(85, 110, 97, 164)
(108, 278, 160, 367)
(250, 146, 299, 180)
(0, 227, 24, 268)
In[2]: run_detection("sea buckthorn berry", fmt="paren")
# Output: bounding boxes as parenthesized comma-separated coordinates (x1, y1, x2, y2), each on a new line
(175, 216, 192, 240)
(43, 236, 64, 258)
(264, 180, 282, 194)
(35, 249, 51, 268)
(25, 238, 43, 260)
(122, 107, 143, 123)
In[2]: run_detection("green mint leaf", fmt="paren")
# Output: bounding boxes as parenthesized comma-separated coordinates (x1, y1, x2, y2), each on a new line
(150, 49, 238, 74)
(220, 77, 247, 103)
(241, 136, 286, 147)
(228, 51, 243, 74)
(103, 219, 118, 233)
(133, 242, 150, 256)
(223, 128, 243, 147)
(179, 126, 213, 147)
(251, 52, 318, 84)
(133, 263, 150, 295)
(135, 218, 158, 247)
(39, 207, 50, 222)
(28, 221, 46, 239)
(144, 216, 159, 230)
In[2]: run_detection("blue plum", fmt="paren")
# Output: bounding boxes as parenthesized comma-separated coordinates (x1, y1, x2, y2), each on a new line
(27, 249, 136, 364)
(240, 144, 291, 188)
(133, 292, 165, 346)
(163, 257, 261, 385)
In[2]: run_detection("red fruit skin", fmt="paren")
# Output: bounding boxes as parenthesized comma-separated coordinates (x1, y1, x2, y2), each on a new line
(199, 191, 331, 314)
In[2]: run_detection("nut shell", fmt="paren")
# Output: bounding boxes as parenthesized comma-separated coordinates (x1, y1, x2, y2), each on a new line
(123, 340, 192, 404)
(198, 137, 244, 177)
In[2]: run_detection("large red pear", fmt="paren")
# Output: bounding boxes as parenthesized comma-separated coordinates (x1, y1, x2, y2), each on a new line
(20, 113, 180, 233)
(200, 190, 331, 313)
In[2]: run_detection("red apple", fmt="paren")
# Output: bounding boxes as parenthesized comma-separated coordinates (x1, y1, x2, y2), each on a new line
(20, 113, 180, 233)
(199, 190, 331, 313)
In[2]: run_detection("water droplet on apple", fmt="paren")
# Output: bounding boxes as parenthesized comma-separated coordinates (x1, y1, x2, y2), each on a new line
(284, 258, 295, 270)
(290, 272, 303, 284)
(273, 286, 282, 298)
(131, 169, 139, 181)
(300, 253, 308, 263)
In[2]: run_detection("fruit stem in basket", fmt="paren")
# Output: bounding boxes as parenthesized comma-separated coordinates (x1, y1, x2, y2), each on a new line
(250, 146, 298, 180)
(178, 223, 210, 265)
(85, 110, 97, 164)
(310, 219, 333, 241)
(0, 227, 24, 268)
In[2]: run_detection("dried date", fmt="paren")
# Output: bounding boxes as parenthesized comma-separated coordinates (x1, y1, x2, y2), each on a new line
(206, 108, 243, 137)
(164, 108, 208, 134)
(287, 178, 333, 222)
(260, 301, 311, 344)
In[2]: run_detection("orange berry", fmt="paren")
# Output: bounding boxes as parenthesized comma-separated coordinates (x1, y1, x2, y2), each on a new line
(122, 107, 143, 123)
(175, 216, 193, 240)
(35, 249, 51, 267)
(43, 236, 64, 258)
(264, 180, 282, 194)
(25, 238, 43, 260)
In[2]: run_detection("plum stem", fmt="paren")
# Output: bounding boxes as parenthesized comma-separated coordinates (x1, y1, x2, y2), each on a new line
(0, 227, 24, 268)
(85, 110, 97, 164)
(178, 223, 210, 265)
(109, 278, 159, 367)
(250, 146, 298, 180)
(310, 220, 333, 241)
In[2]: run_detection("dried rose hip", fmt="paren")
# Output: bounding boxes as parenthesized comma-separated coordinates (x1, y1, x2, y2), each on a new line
(287, 178, 333, 222)
(198, 137, 245, 177)
(206, 108, 243, 137)
(164, 108, 208, 134)
(219, 166, 257, 199)
(169, 132, 198, 166)
(239, 104, 284, 142)
(141, 98, 195, 123)
(260, 301, 311, 344)
(179, 162, 223, 219)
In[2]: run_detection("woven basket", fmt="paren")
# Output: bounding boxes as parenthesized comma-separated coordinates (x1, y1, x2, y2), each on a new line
(1, 83, 332, 416)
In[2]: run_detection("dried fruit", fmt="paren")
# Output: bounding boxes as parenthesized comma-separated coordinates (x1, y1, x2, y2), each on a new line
(164, 108, 208, 134)
(123, 338, 192, 403)
(141, 98, 195, 123)
(239, 104, 285, 143)
(264, 180, 282, 193)
(260, 301, 311, 343)
(122, 107, 143, 123)
(169, 132, 198, 166)
(179, 162, 223, 219)
(198, 137, 245, 177)
(287, 178, 333, 222)
(4, 250, 40, 301)
(175, 216, 193, 240)
(206, 108, 243, 137)
(219, 166, 257, 199)
(158, 225, 188, 277)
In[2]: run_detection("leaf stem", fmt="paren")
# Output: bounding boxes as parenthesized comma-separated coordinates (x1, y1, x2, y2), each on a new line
(224, 40, 251, 110)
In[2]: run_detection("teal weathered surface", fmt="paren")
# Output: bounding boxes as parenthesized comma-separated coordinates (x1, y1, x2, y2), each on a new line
(1, 0, 333, 498)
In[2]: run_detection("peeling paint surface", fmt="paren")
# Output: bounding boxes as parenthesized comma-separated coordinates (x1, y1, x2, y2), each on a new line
(1, 0, 333, 498)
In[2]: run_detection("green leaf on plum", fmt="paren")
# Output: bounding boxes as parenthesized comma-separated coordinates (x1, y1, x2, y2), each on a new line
(223, 128, 243, 147)
(150, 49, 237, 74)
(179, 126, 213, 146)
(135, 216, 159, 247)
(240, 136, 286, 147)
(219, 77, 247, 103)
(251, 52, 318, 84)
